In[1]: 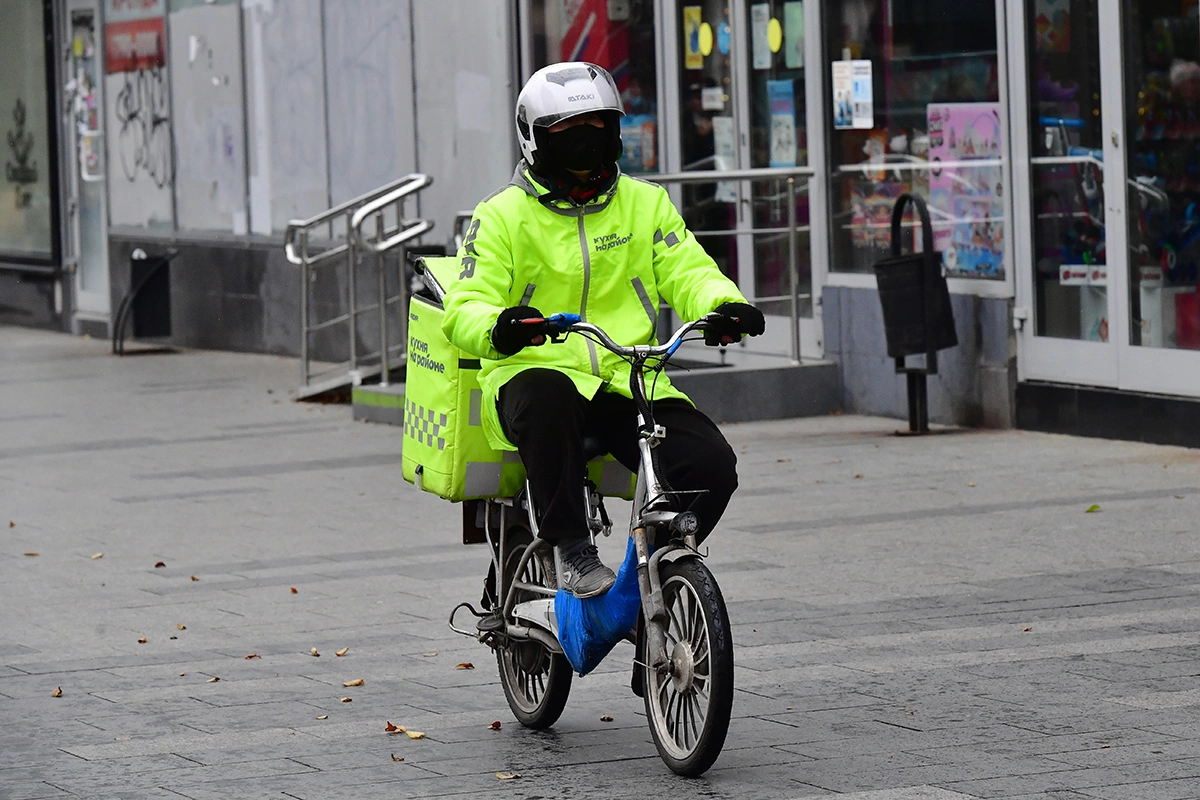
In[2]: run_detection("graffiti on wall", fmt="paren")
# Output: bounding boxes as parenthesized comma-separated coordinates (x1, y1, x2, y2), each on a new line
(113, 67, 171, 187)
(5, 99, 37, 208)
(106, 0, 172, 190)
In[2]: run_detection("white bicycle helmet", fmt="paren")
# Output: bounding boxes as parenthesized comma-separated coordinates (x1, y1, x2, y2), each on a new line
(516, 62, 624, 170)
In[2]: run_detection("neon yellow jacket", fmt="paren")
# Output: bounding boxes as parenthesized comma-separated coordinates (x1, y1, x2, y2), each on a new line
(442, 164, 747, 450)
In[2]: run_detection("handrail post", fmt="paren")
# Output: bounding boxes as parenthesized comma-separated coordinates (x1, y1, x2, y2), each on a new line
(346, 210, 359, 381)
(786, 176, 801, 365)
(300, 228, 311, 387)
(376, 212, 389, 387)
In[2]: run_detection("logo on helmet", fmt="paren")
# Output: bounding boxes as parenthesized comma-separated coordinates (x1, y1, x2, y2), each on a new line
(567, 93, 596, 102)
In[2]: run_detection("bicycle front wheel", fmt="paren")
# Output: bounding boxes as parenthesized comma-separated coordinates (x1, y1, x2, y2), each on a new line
(643, 558, 734, 776)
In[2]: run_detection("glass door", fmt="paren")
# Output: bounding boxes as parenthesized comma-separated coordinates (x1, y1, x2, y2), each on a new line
(64, 0, 110, 321)
(676, 1, 821, 360)
(1014, 0, 1119, 386)
(1116, 0, 1200, 396)
(1015, 0, 1200, 397)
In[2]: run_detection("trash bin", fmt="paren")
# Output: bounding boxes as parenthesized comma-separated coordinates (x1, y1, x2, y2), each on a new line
(872, 193, 956, 359)
(871, 194, 957, 433)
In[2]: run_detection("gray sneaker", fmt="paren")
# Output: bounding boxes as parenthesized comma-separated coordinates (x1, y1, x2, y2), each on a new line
(555, 539, 616, 599)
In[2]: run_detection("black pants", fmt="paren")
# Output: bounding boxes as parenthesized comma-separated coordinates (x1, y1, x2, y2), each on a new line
(497, 368, 738, 544)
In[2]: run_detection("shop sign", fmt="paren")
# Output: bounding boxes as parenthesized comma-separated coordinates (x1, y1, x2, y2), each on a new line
(832, 60, 872, 130)
(105, 0, 165, 74)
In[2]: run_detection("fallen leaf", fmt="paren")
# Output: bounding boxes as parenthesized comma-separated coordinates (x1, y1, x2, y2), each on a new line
(23, 552, 38, 557)
(1175, 495, 1185, 500)
(91, 553, 104, 559)
(1023, 627, 1033, 632)
(488, 721, 501, 730)
(179, 672, 186, 677)
(190, 575, 200, 581)
(8, 521, 13, 527)
(169, 636, 177, 640)
(340, 697, 352, 703)
(206, 677, 219, 683)
(752, 628, 759, 632)
(176, 623, 186, 630)
(343, 679, 364, 687)
(600, 714, 614, 722)
(421, 652, 438, 657)
(405, 729, 426, 739)
(1085, 504, 1102, 513)
(310, 647, 320, 657)
(50, 687, 62, 698)
(854, 474, 863, 479)
(385, 721, 400, 732)
(316, 715, 328, 720)
(335, 647, 349, 657)
(290, 587, 298, 594)
(454, 662, 474, 670)
(154, 562, 166, 568)
(496, 772, 521, 780)
(776, 457, 790, 463)
(967, 482, 977, 487)
(391, 753, 404, 762)
(137, 637, 148, 644)
(244, 654, 260, 660)
(1100, 743, 1110, 749)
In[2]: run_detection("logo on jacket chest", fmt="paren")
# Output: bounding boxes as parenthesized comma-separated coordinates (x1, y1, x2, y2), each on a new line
(593, 232, 633, 253)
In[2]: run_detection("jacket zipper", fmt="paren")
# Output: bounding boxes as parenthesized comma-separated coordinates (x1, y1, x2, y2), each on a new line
(577, 211, 601, 377)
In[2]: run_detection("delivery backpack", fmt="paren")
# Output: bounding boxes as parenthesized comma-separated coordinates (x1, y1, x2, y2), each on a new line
(401, 257, 635, 502)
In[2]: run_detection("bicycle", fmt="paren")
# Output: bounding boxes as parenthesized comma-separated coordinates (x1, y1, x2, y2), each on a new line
(443, 307, 736, 777)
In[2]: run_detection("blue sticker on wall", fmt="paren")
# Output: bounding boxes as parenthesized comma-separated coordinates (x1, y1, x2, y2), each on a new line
(717, 22, 731, 55)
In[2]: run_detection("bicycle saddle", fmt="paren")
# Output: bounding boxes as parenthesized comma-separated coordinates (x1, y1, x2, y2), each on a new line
(582, 436, 607, 462)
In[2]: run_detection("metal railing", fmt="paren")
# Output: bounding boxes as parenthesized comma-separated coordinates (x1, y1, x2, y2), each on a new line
(646, 166, 815, 364)
(284, 173, 433, 398)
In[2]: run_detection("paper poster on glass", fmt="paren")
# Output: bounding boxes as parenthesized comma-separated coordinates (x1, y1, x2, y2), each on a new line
(783, 1, 804, 69)
(1033, 0, 1071, 53)
(926, 102, 1004, 279)
(833, 60, 872, 130)
(767, 80, 796, 167)
(711, 116, 738, 204)
(683, 7, 703, 69)
(751, 4, 771, 70)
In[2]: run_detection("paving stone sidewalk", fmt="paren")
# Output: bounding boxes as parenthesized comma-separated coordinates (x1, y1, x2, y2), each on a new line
(2, 325, 1200, 800)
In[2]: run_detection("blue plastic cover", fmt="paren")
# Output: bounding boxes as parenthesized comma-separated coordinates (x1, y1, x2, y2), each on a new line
(554, 538, 642, 676)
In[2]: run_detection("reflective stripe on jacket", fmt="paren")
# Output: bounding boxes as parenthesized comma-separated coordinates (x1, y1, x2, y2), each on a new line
(442, 163, 747, 450)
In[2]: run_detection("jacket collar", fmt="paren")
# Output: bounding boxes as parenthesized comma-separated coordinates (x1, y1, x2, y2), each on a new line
(509, 161, 620, 216)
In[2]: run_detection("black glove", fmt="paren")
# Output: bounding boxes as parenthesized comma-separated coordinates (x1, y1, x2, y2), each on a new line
(704, 302, 766, 346)
(491, 306, 548, 356)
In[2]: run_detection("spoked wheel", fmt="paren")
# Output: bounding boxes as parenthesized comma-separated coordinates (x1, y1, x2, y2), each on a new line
(643, 558, 734, 776)
(495, 530, 572, 728)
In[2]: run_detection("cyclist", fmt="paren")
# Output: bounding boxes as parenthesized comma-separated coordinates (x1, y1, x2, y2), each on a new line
(443, 62, 764, 599)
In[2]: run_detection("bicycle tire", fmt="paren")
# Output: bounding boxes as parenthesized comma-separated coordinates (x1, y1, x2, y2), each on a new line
(642, 557, 734, 776)
(495, 530, 572, 729)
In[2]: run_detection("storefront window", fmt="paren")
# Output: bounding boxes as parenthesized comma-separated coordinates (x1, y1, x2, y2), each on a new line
(529, 0, 659, 175)
(1123, 0, 1200, 351)
(0, 0, 55, 260)
(825, 0, 1003, 277)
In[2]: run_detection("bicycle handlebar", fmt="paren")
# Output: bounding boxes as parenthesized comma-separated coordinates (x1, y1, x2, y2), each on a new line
(514, 313, 715, 361)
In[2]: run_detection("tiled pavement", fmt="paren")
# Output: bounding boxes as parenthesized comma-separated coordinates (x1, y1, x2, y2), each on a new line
(2, 325, 1200, 799)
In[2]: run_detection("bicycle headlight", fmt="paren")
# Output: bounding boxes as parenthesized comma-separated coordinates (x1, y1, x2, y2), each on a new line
(670, 512, 699, 537)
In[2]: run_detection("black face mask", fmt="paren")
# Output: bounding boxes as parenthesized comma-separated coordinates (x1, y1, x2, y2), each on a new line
(543, 123, 611, 173)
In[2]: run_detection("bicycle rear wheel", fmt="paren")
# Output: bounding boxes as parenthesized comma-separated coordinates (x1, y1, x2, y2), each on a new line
(495, 530, 572, 728)
(643, 558, 734, 776)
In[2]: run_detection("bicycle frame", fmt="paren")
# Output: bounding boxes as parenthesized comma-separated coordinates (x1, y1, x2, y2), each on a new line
(450, 315, 715, 674)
